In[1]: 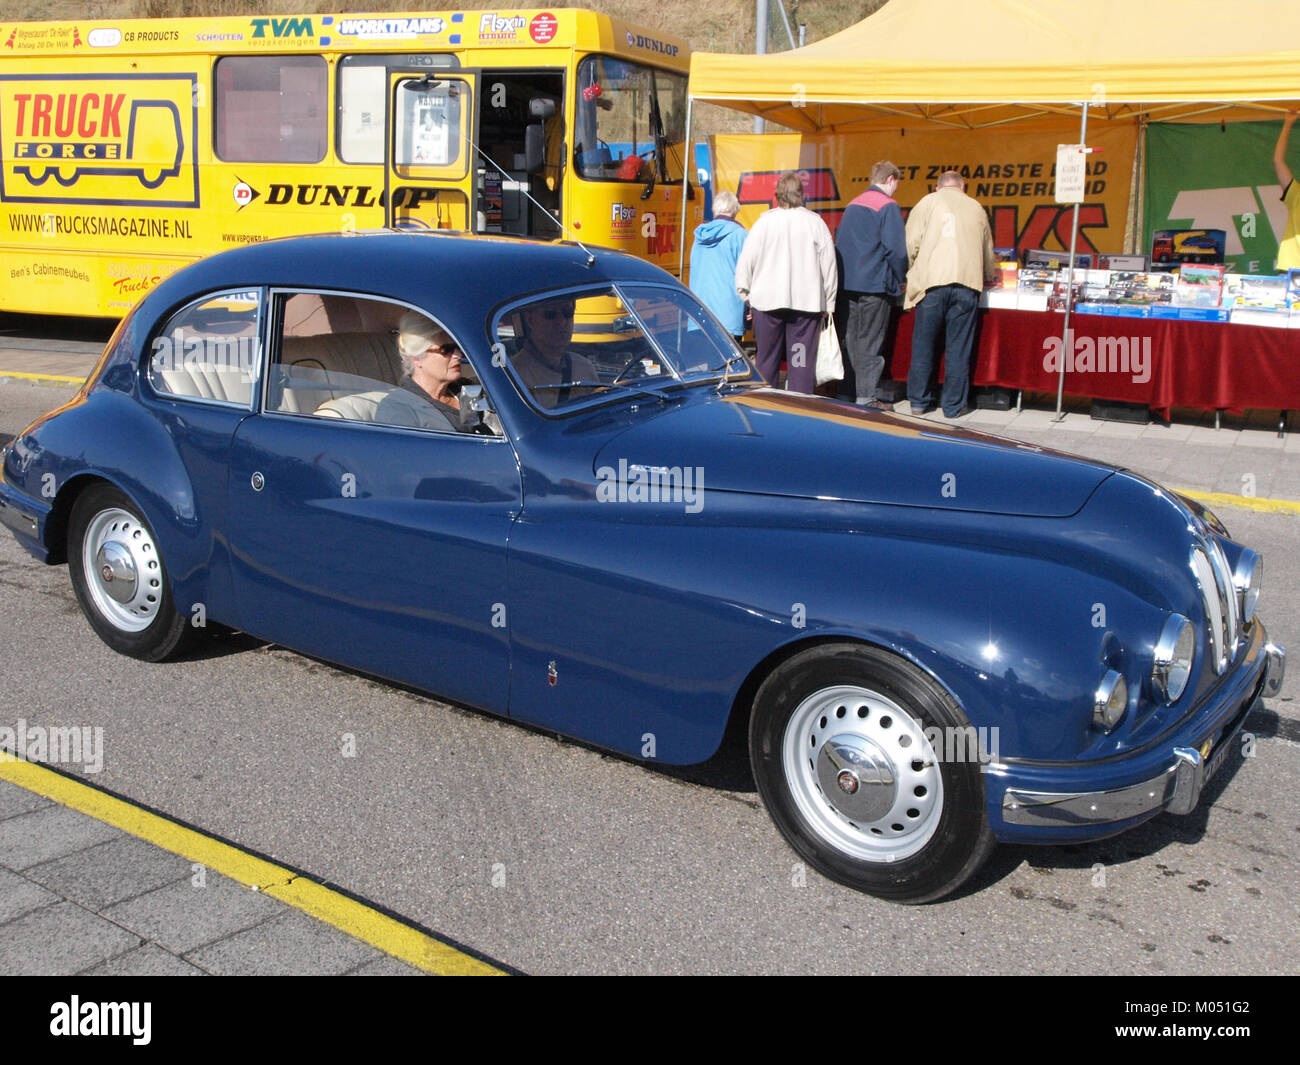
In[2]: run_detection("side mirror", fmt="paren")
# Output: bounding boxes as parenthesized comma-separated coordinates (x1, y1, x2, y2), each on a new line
(460, 384, 492, 413)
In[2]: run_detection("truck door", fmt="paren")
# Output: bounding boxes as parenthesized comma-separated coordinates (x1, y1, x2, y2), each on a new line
(385, 71, 480, 231)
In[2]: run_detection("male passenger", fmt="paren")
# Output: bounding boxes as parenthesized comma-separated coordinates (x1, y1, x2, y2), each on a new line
(512, 298, 600, 408)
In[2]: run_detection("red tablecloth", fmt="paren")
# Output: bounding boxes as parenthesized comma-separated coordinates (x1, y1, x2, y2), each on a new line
(886, 308, 1300, 417)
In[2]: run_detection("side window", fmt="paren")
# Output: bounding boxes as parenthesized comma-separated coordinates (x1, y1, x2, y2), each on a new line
(337, 54, 460, 164)
(215, 56, 326, 163)
(338, 62, 387, 164)
(267, 292, 499, 436)
(148, 291, 261, 406)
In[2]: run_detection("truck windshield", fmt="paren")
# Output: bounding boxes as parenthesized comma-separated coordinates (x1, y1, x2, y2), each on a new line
(573, 56, 686, 183)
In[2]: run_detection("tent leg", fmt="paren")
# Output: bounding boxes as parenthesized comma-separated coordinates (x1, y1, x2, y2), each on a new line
(1055, 103, 1089, 422)
(678, 96, 695, 282)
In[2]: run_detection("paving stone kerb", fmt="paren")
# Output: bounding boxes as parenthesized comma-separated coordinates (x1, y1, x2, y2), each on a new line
(0, 780, 423, 976)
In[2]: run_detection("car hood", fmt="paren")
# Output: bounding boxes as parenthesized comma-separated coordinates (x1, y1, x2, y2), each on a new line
(591, 388, 1115, 517)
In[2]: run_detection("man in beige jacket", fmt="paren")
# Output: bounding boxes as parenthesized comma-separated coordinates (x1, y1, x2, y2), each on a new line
(903, 171, 997, 418)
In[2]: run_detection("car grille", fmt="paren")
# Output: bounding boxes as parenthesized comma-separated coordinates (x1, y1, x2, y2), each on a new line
(1191, 539, 1239, 674)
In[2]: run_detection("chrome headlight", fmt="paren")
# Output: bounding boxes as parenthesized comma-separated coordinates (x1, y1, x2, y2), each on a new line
(1233, 549, 1262, 625)
(1093, 670, 1128, 731)
(1151, 614, 1194, 704)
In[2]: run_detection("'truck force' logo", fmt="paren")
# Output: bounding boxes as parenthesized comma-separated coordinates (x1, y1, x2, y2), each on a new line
(0, 74, 199, 207)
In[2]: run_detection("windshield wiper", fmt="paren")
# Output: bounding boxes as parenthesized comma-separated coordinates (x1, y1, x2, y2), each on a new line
(710, 350, 757, 392)
(641, 84, 668, 200)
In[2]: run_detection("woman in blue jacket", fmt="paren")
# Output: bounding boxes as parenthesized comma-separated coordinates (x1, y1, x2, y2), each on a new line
(689, 191, 748, 340)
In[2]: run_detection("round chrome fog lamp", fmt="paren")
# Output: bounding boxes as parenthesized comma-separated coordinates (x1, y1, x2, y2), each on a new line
(1093, 670, 1128, 731)
(1233, 550, 1262, 624)
(1151, 614, 1194, 704)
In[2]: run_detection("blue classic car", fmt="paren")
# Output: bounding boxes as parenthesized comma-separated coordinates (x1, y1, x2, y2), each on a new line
(0, 232, 1285, 902)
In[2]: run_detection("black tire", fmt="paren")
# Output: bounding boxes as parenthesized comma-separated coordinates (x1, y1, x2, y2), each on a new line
(67, 483, 194, 662)
(750, 642, 996, 903)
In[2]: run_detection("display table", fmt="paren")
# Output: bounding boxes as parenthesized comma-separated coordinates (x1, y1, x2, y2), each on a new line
(886, 307, 1299, 418)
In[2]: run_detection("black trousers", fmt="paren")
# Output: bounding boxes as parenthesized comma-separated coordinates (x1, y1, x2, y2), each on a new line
(843, 292, 894, 403)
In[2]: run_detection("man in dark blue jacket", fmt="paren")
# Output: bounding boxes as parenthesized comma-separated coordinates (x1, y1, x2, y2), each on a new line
(835, 161, 907, 409)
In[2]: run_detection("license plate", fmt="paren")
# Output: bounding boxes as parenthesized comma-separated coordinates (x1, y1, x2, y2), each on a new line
(1204, 726, 1242, 789)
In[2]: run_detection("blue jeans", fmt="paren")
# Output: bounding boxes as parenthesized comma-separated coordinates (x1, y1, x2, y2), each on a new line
(908, 284, 979, 416)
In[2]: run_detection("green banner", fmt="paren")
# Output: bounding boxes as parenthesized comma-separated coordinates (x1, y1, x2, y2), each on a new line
(1145, 120, 1290, 274)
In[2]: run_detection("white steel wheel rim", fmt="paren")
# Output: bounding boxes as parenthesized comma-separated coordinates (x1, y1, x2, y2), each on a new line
(81, 507, 163, 633)
(781, 684, 944, 863)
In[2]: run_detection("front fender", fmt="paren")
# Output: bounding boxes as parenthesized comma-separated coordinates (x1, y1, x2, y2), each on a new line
(726, 497, 1169, 764)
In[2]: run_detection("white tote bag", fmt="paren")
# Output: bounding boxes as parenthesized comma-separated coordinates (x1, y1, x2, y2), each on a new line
(815, 316, 844, 386)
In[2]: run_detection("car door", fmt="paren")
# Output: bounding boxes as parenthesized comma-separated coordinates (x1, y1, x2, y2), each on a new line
(226, 289, 520, 714)
(139, 287, 265, 621)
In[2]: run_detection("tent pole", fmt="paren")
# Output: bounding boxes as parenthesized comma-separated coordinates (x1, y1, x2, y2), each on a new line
(754, 0, 768, 133)
(1135, 118, 1148, 256)
(1055, 103, 1088, 421)
(678, 95, 695, 281)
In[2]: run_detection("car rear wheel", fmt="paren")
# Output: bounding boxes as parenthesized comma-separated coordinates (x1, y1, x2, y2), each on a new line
(67, 484, 193, 662)
(749, 643, 995, 903)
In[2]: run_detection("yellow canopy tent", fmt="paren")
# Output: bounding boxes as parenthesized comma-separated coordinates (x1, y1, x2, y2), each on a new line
(687, 0, 1300, 132)
(681, 0, 1300, 413)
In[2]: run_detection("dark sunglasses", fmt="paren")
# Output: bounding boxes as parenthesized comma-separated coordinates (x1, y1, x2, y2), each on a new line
(427, 342, 460, 356)
(541, 305, 576, 320)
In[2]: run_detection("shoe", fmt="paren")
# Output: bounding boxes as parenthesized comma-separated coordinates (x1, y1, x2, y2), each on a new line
(909, 406, 933, 416)
(943, 406, 974, 419)
(860, 399, 894, 411)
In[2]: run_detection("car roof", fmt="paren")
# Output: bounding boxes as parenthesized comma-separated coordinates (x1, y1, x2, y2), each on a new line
(139, 230, 676, 325)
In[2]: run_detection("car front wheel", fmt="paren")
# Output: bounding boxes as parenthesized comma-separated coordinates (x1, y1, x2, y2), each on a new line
(67, 484, 193, 662)
(750, 643, 995, 903)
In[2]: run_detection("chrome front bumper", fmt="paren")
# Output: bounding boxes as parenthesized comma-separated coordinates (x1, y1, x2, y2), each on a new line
(0, 493, 38, 540)
(1002, 640, 1285, 828)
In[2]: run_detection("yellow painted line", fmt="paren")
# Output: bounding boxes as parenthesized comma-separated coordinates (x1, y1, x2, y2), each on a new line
(0, 369, 85, 385)
(1177, 488, 1300, 516)
(0, 755, 507, 975)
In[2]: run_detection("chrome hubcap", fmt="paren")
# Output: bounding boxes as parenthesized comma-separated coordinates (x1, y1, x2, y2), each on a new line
(94, 540, 137, 604)
(81, 508, 162, 632)
(783, 684, 944, 862)
(817, 734, 896, 822)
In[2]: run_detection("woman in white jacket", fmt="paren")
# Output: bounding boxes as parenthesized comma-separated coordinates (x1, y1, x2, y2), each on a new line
(734, 171, 838, 393)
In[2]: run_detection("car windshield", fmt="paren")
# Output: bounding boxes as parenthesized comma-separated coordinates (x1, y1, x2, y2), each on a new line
(495, 283, 753, 413)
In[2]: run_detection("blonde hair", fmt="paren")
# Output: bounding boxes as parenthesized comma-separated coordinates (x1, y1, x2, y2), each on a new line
(396, 311, 451, 373)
